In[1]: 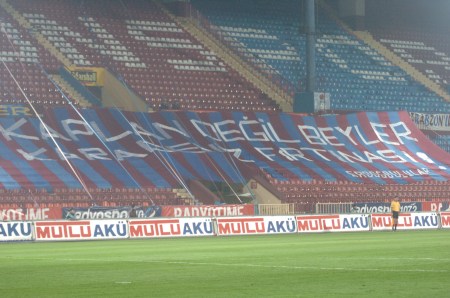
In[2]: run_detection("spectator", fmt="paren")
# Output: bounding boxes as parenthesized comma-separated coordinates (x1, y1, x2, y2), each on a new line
(129, 204, 138, 218)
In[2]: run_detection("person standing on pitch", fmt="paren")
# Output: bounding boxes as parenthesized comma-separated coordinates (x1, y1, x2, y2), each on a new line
(390, 197, 401, 231)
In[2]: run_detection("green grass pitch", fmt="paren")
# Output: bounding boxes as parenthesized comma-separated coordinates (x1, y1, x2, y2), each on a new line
(1, 230, 449, 297)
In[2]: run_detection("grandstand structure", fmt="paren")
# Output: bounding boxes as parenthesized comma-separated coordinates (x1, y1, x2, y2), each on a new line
(0, 0, 450, 214)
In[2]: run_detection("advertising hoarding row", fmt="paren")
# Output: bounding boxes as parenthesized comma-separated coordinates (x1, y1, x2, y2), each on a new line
(1, 202, 447, 222)
(1, 212, 449, 242)
(0, 204, 256, 221)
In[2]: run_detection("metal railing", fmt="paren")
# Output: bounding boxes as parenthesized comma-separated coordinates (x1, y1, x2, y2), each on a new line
(315, 202, 353, 214)
(257, 203, 295, 215)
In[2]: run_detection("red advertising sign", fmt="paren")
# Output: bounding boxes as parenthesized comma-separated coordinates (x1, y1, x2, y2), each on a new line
(440, 212, 450, 228)
(161, 204, 254, 217)
(0, 207, 61, 221)
(422, 202, 450, 212)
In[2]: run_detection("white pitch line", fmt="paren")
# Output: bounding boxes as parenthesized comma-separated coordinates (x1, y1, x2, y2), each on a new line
(3, 256, 448, 273)
(330, 257, 450, 262)
(138, 260, 448, 273)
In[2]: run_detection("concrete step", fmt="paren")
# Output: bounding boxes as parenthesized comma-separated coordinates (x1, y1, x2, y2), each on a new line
(50, 74, 91, 107)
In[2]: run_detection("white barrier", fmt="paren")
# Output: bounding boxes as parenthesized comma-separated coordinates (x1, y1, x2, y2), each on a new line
(0, 212, 448, 242)
(371, 212, 439, 231)
(216, 216, 297, 236)
(129, 218, 214, 238)
(34, 220, 129, 241)
(0, 221, 33, 241)
(296, 214, 370, 233)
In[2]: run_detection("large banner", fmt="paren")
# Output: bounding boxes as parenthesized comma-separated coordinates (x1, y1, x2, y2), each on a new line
(409, 112, 450, 131)
(0, 109, 450, 190)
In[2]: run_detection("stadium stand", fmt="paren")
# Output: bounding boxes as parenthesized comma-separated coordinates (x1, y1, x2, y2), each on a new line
(1, 0, 450, 214)
(0, 5, 70, 105)
(190, 0, 450, 113)
(365, 1, 450, 101)
(5, 0, 278, 112)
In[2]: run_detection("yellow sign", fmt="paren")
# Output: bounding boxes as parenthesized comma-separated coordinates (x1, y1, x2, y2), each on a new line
(67, 66, 105, 86)
(0, 105, 35, 117)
